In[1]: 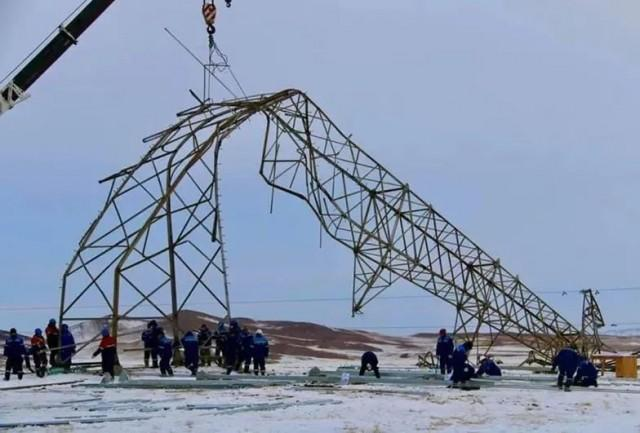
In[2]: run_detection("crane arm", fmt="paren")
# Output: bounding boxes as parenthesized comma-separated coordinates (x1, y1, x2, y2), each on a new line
(0, 0, 115, 115)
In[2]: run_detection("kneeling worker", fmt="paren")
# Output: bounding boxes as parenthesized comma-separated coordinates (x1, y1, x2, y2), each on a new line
(574, 358, 598, 387)
(477, 357, 502, 377)
(359, 351, 381, 378)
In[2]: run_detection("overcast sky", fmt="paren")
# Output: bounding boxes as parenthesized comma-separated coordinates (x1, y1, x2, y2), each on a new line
(1, 0, 639, 336)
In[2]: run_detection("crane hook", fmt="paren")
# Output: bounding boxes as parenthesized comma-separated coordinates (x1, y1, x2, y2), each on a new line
(202, 1, 217, 34)
(226, 0, 232, 7)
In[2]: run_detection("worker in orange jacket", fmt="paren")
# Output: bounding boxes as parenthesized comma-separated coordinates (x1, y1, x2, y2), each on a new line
(93, 328, 118, 378)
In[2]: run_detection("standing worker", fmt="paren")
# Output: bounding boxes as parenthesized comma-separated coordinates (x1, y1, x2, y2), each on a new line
(451, 341, 475, 385)
(252, 329, 269, 376)
(181, 331, 200, 376)
(213, 321, 227, 367)
(436, 328, 454, 376)
(141, 320, 159, 368)
(359, 351, 381, 378)
(552, 345, 581, 391)
(3, 328, 27, 381)
(157, 328, 174, 377)
(240, 327, 253, 373)
(92, 328, 118, 379)
(198, 324, 213, 367)
(30, 328, 48, 377)
(223, 320, 241, 374)
(59, 324, 76, 372)
(45, 319, 59, 367)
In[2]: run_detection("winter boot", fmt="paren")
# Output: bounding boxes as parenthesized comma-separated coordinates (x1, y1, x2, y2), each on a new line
(17, 372, 23, 380)
(564, 378, 572, 392)
(3, 372, 9, 381)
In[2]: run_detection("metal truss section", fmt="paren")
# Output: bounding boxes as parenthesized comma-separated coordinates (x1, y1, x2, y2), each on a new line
(62, 89, 581, 362)
(580, 289, 605, 356)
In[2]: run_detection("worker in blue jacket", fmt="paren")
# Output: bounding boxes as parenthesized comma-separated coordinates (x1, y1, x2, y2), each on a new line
(477, 357, 502, 377)
(59, 324, 76, 372)
(4, 328, 27, 381)
(435, 328, 454, 375)
(451, 341, 474, 384)
(141, 320, 159, 368)
(574, 359, 598, 387)
(552, 345, 581, 391)
(240, 327, 254, 373)
(181, 331, 199, 376)
(252, 329, 269, 376)
(157, 328, 174, 377)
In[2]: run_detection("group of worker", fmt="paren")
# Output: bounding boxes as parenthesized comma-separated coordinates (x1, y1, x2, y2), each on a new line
(3, 319, 77, 381)
(140, 319, 270, 377)
(553, 345, 599, 390)
(435, 328, 599, 390)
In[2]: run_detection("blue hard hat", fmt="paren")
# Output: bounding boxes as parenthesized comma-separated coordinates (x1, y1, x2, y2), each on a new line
(101, 328, 110, 337)
(35, 328, 42, 336)
(49, 319, 56, 325)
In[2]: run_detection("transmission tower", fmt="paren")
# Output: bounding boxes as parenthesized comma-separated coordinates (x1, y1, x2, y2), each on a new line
(580, 289, 605, 356)
(60, 89, 583, 362)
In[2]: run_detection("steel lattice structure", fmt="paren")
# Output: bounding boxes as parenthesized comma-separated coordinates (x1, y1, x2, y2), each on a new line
(61, 89, 582, 361)
(580, 289, 605, 356)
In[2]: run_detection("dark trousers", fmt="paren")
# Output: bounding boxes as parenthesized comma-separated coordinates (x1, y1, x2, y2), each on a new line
(160, 356, 173, 376)
(243, 354, 252, 373)
(452, 363, 474, 384)
(253, 356, 266, 375)
(439, 355, 453, 374)
(185, 354, 199, 375)
(33, 352, 47, 377)
(200, 347, 212, 366)
(557, 367, 576, 388)
(575, 376, 598, 387)
(4, 357, 24, 380)
(359, 364, 380, 378)
(144, 347, 158, 367)
(49, 348, 58, 367)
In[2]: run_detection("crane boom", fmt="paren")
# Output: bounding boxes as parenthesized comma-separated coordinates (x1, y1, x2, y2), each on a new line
(0, 0, 115, 115)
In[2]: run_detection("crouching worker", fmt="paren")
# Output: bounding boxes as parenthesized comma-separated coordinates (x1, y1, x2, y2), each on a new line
(30, 328, 48, 377)
(552, 345, 580, 391)
(574, 358, 598, 388)
(359, 351, 381, 378)
(181, 331, 199, 376)
(92, 328, 118, 378)
(451, 341, 475, 385)
(477, 357, 502, 377)
(3, 328, 27, 381)
(252, 329, 269, 376)
(157, 329, 174, 377)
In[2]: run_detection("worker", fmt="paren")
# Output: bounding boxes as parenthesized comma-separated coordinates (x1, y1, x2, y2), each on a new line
(45, 318, 59, 367)
(223, 320, 241, 374)
(198, 324, 213, 367)
(181, 331, 200, 376)
(59, 324, 76, 372)
(240, 327, 254, 373)
(252, 329, 269, 376)
(359, 351, 381, 378)
(30, 328, 48, 378)
(92, 328, 118, 378)
(552, 345, 581, 391)
(3, 328, 27, 381)
(436, 328, 454, 375)
(141, 320, 159, 368)
(451, 341, 474, 385)
(213, 321, 227, 366)
(477, 357, 502, 377)
(574, 358, 598, 388)
(157, 328, 174, 377)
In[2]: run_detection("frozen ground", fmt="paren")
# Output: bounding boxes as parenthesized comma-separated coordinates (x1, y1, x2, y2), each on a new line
(1, 353, 640, 433)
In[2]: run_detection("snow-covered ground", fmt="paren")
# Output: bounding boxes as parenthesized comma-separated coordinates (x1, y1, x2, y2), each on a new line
(1, 353, 640, 433)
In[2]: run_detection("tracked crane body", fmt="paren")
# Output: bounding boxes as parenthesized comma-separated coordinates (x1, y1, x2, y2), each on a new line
(61, 90, 582, 363)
